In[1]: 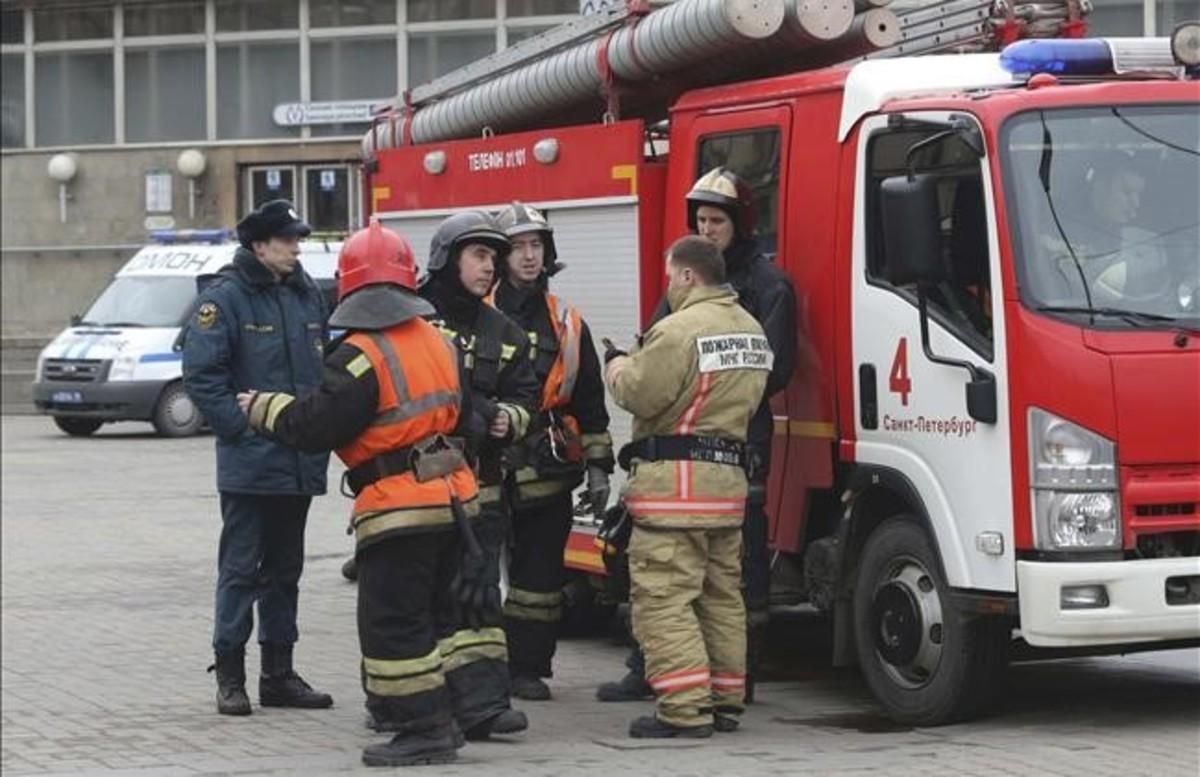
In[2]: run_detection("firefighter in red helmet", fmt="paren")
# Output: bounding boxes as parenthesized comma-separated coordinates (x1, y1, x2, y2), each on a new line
(237, 219, 489, 767)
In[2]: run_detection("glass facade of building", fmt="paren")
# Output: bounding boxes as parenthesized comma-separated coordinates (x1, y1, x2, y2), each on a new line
(0, 0, 580, 149)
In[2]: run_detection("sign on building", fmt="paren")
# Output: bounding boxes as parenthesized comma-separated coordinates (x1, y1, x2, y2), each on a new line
(272, 100, 391, 127)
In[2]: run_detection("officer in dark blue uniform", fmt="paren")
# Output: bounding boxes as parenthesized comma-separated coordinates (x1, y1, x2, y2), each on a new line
(182, 200, 334, 716)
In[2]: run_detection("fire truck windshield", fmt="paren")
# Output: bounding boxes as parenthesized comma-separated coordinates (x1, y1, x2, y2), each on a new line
(1002, 105, 1199, 328)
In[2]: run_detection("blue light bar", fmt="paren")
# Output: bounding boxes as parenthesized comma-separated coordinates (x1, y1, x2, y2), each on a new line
(999, 38, 1114, 76)
(150, 228, 233, 245)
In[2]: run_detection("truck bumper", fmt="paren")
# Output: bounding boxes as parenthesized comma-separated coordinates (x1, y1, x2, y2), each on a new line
(33, 380, 164, 421)
(1017, 558, 1200, 648)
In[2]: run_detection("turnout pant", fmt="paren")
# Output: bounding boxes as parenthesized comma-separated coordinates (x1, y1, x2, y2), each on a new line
(213, 492, 311, 654)
(359, 530, 459, 734)
(441, 500, 512, 731)
(630, 524, 746, 728)
(505, 489, 574, 678)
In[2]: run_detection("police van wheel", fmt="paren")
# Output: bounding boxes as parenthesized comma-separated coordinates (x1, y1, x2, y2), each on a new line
(54, 416, 103, 437)
(852, 516, 1009, 726)
(153, 382, 203, 438)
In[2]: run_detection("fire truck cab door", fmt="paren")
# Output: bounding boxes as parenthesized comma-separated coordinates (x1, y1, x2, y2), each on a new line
(681, 104, 793, 543)
(850, 111, 1015, 593)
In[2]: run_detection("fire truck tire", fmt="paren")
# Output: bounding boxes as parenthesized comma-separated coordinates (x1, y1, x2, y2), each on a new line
(852, 516, 1009, 726)
(53, 416, 103, 437)
(152, 382, 204, 438)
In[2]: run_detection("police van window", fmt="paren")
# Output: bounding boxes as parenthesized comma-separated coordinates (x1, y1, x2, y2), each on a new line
(81, 277, 198, 328)
(698, 129, 781, 255)
(866, 127, 994, 358)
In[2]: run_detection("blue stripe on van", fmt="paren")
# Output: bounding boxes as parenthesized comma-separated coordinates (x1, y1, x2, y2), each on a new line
(139, 352, 183, 363)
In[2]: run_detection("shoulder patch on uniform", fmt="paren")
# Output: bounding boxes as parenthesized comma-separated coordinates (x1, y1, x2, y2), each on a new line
(196, 302, 219, 329)
(696, 333, 773, 373)
(345, 353, 373, 378)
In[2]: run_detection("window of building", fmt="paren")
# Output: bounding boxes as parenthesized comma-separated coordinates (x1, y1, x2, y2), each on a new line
(34, 4, 113, 41)
(866, 126, 994, 355)
(508, 25, 555, 45)
(35, 51, 114, 146)
(217, 42, 300, 139)
(311, 38, 396, 137)
(310, 0, 396, 28)
(304, 165, 353, 232)
(508, 0, 579, 15)
(1086, 0, 1144, 36)
(408, 31, 495, 87)
(1, 55, 24, 148)
(247, 165, 297, 210)
(407, 0, 496, 23)
(1, 8, 24, 44)
(1157, 0, 1200, 34)
(697, 129, 782, 253)
(124, 1, 206, 37)
(126, 47, 206, 142)
(215, 0, 299, 32)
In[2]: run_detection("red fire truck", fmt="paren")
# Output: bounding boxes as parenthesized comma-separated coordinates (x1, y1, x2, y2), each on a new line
(361, 2, 1200, 724)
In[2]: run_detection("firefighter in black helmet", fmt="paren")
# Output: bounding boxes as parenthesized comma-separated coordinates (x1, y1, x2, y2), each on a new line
(415, 209, 540, 741)
(491, 202, 613, 702)
(597, 167, 797, 705)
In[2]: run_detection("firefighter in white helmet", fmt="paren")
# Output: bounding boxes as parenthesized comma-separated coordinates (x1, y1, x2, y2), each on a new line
(489, 202, 614, 701)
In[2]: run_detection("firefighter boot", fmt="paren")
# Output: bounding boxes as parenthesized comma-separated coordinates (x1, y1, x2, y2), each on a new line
(510, 675, 551, 701)
(713, 707, 742, 733)
(209, 649, 252, 716)
(596, 670, 653, 702)
(464, 708, 529, 740)
(341, 556, 358, 582)
(259, 643, 333, 708)
(628, 715, 713, 739)
(361, 724, 459, 767)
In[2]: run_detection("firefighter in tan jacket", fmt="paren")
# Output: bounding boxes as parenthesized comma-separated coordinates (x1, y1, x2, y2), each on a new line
(604, 235, 771, 739)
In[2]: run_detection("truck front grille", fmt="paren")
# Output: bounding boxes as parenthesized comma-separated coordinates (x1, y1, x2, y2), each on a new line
(42, 359, 106, 383)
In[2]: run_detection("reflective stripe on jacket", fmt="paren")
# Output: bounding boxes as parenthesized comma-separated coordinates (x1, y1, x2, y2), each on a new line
(337, 320, 479, 546)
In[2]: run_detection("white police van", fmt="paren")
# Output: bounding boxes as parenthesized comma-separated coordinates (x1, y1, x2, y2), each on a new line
(33, 229, 340, 437)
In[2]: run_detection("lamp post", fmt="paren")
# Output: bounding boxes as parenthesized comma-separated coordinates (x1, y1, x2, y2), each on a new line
(47, 153, 78, 224)
(176, 149, 207, 221)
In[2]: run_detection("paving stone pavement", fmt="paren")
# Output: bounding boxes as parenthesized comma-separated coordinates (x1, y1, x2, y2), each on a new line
(2, 416, 1199, 776)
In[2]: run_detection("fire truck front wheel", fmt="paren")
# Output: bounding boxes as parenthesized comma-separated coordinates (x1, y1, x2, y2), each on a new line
(853, 516, 1009, 726)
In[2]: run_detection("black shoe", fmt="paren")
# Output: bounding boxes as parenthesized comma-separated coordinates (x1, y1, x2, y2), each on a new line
(366, 713, 466, 748)
(209, 650, 252, 716)
(259, 643, 333, 709)
(713, 712, 741, 733)
(362, 728, 458, 767)
(628, 715, 713, 739)
(464, 708, 528, 740)
(341, 556, 358, 582)
(511, 675, 551, 701)
(596, 671, 653, 702)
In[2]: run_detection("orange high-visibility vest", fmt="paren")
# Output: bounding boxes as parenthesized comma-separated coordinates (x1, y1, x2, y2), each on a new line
(337, 319, 479, 546)
(541, 292, 582, 412)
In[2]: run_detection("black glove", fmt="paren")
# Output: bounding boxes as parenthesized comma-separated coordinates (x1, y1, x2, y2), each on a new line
(601, 337, 627, 364)
(450, 509, 505, 630)
(447, 497, 493, 630)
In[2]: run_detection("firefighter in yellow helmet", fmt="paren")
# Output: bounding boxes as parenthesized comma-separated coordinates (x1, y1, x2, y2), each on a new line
(604, 235, 771, 738)
(490, 202, 614, 701)
(598, 167, 796, 705)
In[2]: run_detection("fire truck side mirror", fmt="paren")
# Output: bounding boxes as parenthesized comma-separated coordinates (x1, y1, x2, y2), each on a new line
(879, 174, 945, 287)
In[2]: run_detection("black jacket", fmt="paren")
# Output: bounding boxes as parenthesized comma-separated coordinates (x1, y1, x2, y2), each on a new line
(491, 279, 612, 470)
(652, 238, 797, 457)
(181, 248, 330, 495)
(419, 275, 540, 487)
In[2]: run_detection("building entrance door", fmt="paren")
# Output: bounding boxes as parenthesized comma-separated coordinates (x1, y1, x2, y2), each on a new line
(244, 163, 360, 234)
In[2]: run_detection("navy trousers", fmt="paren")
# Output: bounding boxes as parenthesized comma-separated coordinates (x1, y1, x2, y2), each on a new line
(213, 492, 312, 654)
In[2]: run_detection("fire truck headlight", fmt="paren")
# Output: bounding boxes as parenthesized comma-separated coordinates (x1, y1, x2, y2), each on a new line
(1035, 491, 1120, 550)
(1029, 408, 1120, 551)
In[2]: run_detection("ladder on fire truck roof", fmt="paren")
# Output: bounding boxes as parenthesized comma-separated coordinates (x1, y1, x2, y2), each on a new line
(362, 0, 1088, 154)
